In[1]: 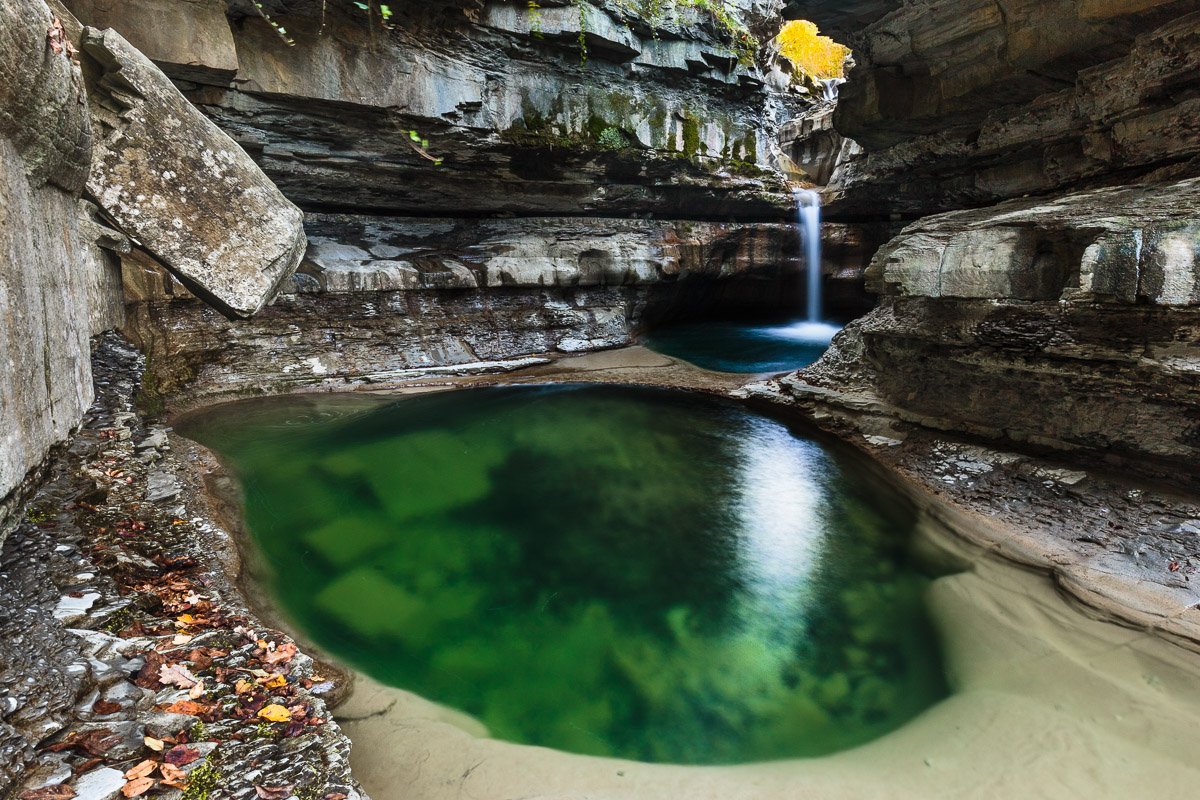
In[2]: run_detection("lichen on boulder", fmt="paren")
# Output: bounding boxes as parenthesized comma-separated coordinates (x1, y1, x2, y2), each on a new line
(80, 27, 305, 318)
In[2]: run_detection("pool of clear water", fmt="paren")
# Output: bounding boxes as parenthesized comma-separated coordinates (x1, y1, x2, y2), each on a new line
(644, 320, 841, 374)
(179, 385, 948, 764)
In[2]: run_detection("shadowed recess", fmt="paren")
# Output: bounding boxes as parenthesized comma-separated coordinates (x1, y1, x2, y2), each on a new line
(179, 385, 949, 764)
(644, 320, 838, 374)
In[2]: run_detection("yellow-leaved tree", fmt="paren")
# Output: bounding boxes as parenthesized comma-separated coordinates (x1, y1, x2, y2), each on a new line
(775, 20, 850, 81)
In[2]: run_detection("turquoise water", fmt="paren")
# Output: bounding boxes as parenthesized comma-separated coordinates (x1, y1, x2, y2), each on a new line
(644, 320, 840, 374)
(179, 385, 947, 764)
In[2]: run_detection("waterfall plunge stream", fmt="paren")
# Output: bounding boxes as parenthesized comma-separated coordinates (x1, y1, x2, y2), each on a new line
(776, 189, 840, 345)
(642, 188, 842, 373)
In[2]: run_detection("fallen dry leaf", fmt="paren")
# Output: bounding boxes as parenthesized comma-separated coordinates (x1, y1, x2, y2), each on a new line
(189, 680, 206, 699)
(134, 651, 168, 689)
(161, 700, 211, 716)
(46, 728, 120, 757)
(120, 777, 155, 798)
(172, 633, 194, 646)
(254, 785, 294, 800)
(262, 642, 297, 664)
(160, 763, 188, 788)
(124, 760, 157, 780)
(235, 679, 255, 694)
(159, 663, 198, 688)
(72, 758, 103, 776)
(92, 699, 122, 715)
(257, 704, 292, 723)
(19, 785, 74, 800)
(164, 744, 201, 766)
(260, 673, 287, 689)
(143, 736, 165, 752)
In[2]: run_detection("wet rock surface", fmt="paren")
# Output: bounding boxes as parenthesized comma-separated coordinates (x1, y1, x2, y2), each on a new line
(0, 334, 361, 800)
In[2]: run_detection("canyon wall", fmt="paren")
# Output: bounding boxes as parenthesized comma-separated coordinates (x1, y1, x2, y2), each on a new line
(58, 0, 832, 404)
(776, 0, 1200, 488)
(0, 0, 120, 533)
(0, 0, 307, 534)
(807, 0, 1200, 216)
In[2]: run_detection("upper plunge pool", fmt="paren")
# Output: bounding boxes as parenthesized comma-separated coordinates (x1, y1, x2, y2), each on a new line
(179, 385, 947, 765)
(643, 319, 841, 374)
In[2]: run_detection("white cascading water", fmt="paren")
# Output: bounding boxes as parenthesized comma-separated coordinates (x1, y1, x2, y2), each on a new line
(797, 189, 823, 322)
(778, 189, 840, 344)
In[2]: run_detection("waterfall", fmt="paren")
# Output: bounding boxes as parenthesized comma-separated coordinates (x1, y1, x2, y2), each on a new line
(772, 188, 839, 347)
(794, 188, 823, 322)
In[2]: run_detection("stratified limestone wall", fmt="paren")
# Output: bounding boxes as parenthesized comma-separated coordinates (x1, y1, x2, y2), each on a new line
(62, 0, 794, 219)
(0, 0, 123, 535)
(120, 216, 816, 403)
(782, 179, 1200, 488)
(822, 0, 1200, 215)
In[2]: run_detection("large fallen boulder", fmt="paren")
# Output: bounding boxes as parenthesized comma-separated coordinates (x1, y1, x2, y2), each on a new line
(80, 26, 305, 317)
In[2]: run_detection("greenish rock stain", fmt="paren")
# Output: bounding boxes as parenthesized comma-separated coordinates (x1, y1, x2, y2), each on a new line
(681, 115, 700, 159)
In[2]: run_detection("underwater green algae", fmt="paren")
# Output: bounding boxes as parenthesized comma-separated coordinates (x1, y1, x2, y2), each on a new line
(180, 385, 948, 764)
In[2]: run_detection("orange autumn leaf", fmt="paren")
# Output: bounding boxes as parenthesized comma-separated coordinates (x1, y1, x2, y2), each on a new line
(162, 699, 211, 715)
(257, 704, 292, 723)
(124, 760, 156, 780)
(120, 777, 154, 798)
(235, 679, 255, 694)
(160, 763, 188, 788)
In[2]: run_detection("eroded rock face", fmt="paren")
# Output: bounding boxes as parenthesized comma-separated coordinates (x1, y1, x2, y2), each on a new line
(299, 215, 797, 291)
(121, 215, 818, 401)
(782, 179, 1200, 488)
(158, 0, 795, 218)
(824, 1, 1200, 215)
(81, 27, 306, 318)
(869, 179, 1200, 305)
(64, 0, 238, 83)
(0, 0, 123, 535)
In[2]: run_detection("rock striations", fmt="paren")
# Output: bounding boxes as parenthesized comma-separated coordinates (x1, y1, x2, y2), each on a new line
(773, 0, 1200, 490)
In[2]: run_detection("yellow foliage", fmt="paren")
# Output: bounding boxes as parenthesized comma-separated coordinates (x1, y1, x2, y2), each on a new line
(257, 704, 292, 723)
(775, 20, 850, 81)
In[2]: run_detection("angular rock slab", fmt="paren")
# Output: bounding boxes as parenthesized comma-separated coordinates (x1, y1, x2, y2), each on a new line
(81, 27, 304, 318)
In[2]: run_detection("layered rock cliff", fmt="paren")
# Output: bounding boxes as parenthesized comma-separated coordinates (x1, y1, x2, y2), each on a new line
(57, 0, 824, 405)
(772, 0, 1200, 489)
(0, 0, 306, 533)
(803, 0, 1200, 216)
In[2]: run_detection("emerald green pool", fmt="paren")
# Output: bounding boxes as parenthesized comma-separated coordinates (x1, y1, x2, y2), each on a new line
(179, 385, 948, 764)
